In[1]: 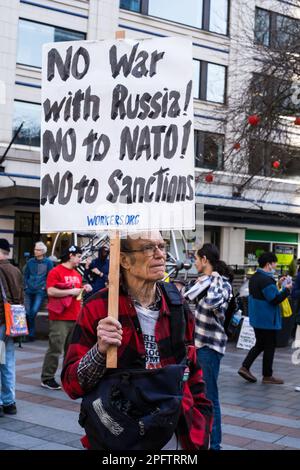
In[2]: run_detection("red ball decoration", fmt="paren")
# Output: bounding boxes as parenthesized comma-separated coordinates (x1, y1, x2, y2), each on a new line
(272, 160, 280, 169)
(294, 117, 300, 125)
(248, 114, 260, 126)
(233, 142, 241, 150)
(205, 173, 214, 183)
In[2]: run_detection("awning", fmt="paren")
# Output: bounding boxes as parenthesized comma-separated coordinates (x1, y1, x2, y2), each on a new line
(0, 186, 40, 207)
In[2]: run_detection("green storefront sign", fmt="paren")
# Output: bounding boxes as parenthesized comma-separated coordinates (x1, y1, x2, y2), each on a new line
(245, 230, 298, 244)
(245, 230, 298, 270)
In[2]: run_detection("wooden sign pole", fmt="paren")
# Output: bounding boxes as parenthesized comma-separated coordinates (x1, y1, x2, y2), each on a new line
(106, 231, 121, 368)
(106, 30, 125, 369)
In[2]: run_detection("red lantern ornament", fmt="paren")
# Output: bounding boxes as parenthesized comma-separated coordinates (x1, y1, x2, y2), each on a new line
(294, 117, 300, 125)
(205, 173, 214, 183)
(272, 160, 280, 169)
(248, 114, 260, 126)
(233, 142, 241, 150)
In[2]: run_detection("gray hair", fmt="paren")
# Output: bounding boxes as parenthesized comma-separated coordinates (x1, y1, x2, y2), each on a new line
(35, 241, 47, 254)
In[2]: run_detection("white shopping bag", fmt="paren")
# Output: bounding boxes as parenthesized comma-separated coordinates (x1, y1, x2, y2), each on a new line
(293, 324, 300, 349)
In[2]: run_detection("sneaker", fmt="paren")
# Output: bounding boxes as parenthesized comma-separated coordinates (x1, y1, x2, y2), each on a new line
(238, 366, 257, 383)
(262, 376, 284, 385)
(3, 403, 17, 415)
(41, 379, 61, 390)
(0, 406, 4, 417)
(295, 386, 300, 392)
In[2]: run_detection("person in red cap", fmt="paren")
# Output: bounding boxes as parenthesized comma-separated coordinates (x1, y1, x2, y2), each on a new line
(41, 245, 92, 390)
(0, 238, 24, 416)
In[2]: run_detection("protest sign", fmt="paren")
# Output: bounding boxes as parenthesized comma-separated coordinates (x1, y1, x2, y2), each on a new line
(236, 316, 256, 350)
(41, 37, 195, 232)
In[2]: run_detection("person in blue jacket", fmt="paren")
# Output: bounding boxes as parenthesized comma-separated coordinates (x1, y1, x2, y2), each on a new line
(23, 242, 53, 340)
(238, 252, 292, 385)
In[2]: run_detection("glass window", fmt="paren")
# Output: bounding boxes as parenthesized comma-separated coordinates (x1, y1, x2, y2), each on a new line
(193, 60, 201, 99)
(193, 60, 227, 103)
(249, 141, 265, 176)
(207, 63, 226, 103)
(17, 19, 85, 68)
(148, 0, 203, 29)
(245, 241, 271, 265)
(12, 101, 41, 147)
(209, 0, 228, 35)
(120, 0, 141, 12)
(249, 140, 300, 179)
(194, 130, 224, 169)
(276, 14, 299, 49)
(254, 8, 270, 46)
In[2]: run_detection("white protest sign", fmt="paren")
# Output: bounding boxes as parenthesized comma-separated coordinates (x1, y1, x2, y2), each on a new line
(236, 316, 256, 350)
(40, 37, 195, 232)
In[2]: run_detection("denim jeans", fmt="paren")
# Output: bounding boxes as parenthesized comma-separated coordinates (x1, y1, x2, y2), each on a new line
(0, 324, 15, 406)
(197, 346, 223, 450)
(25, 291, 46, 338)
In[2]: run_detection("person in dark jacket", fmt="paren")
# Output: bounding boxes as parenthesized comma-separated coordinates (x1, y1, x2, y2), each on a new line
(238, 252, 292, 385)
(0, 239, 24, 416)
(23, 242, 53, 341)
(84, 245, 109, 295)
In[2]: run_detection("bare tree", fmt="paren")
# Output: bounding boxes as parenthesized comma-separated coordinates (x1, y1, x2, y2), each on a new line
(196, 2, 300, 200)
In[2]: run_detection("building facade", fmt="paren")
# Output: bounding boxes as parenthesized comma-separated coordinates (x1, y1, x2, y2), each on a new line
(1, 0, 300, 269)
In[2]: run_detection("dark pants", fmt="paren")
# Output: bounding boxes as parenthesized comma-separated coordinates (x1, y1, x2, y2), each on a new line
(25, 291, 46, 339)
(41, 320, 75, 382)
(243, 328, 277, 377)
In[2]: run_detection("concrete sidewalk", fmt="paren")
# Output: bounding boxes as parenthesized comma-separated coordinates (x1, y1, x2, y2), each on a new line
(0, 339, 299, 450)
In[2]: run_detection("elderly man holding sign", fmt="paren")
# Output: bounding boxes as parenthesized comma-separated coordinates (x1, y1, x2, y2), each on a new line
(62, 231, 212, 450)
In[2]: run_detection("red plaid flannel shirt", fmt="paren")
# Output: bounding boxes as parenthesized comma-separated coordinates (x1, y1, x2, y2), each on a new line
(61, 286, 213, 450)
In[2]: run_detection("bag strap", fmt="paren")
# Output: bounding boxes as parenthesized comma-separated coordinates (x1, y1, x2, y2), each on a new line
(159, 282, 187, 363)
(0, 273, 7, 303)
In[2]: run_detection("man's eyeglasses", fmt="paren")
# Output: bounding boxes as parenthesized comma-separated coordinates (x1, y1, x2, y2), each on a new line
(122, 244, 167, 257)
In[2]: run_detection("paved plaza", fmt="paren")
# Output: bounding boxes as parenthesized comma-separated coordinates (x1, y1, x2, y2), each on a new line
(0, 339, 299, 450)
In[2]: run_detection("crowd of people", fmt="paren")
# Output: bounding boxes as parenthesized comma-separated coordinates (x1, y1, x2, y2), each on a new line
(0, 233, 299, 450)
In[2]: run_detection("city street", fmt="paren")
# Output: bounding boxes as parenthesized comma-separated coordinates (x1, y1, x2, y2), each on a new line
(0, 339, 299, 451)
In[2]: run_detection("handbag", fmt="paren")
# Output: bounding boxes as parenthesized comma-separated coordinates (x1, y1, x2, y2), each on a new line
(79, 362, 187, 451)
(0, 276, 28, 337)
(280, 297, 292, 318)
(47, 296, 73, 314)
(47, 282, 74, 314)
(277, 283, 293, 318)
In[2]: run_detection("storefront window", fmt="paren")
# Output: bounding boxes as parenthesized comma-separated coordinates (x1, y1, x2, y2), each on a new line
(245, 241, 270, 265)
(14, 212, 40, 269)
